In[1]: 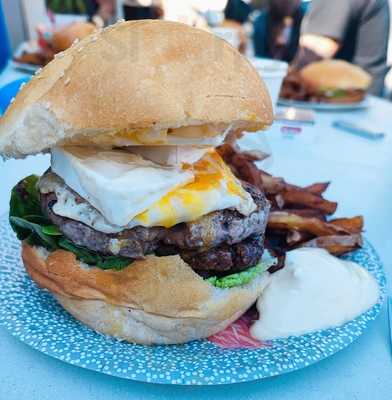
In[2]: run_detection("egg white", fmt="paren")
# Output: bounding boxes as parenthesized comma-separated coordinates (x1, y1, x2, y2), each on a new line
(45, 148, 256, 233)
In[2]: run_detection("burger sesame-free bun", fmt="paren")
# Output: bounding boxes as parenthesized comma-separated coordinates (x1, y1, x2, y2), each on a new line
(301, 60, 372, 91)
(0, 20, 273, 159)
(52, 22, 97, 53)
(22, 244, 270, 344)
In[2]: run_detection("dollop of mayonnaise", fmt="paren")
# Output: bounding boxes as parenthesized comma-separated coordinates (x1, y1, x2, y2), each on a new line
(250, 248, 379, 341)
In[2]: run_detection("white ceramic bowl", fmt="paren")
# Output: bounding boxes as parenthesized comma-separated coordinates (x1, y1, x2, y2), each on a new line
(249, 58, 289, 111)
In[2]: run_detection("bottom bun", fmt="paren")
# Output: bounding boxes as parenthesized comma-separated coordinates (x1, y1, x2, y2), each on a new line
(22, 243, 270, 344)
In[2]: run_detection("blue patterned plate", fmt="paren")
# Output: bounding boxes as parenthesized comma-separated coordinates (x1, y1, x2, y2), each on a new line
(0, 216, 386, 385)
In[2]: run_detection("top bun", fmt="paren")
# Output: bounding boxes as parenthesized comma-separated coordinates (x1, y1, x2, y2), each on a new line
(0, 20, 273, 159)
(51, 22, 97, 53)
(301, 60, 372, 91)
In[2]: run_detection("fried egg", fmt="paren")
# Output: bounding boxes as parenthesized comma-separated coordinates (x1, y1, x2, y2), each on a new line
(48, 147, 256, 233)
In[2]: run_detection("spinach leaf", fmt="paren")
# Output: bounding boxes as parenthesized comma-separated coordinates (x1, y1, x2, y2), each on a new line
(41, 225, 63, 236)
(9, 175, 42, 240)
(97, 256, 132, 271)
(10, 175, 41, 217)
(9, 216, 58, 250)
(24, 215, 52, 225)
(9, 175, 134, 271)
(58, 238, 132, 271)
(58, 238, 100, 265)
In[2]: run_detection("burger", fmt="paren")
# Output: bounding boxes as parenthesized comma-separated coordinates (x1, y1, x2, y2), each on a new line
(300, 60, 372, 103)
(0, 20, 273, 344)
(14, 22, 97, 67)
(51, 21, 97, 53)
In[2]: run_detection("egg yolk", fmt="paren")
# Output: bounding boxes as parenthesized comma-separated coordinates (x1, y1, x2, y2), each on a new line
(134, 150, 246, 228)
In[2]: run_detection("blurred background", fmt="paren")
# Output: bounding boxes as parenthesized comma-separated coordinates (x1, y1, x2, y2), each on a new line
(0, 0, 391, 109)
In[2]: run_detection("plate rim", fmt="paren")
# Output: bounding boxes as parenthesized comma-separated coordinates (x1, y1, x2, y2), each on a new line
(277, 97, 370, 111)
(0, 217, 386, 385)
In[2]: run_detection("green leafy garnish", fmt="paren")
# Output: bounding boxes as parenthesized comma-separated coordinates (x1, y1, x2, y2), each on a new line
(321, 88, 348, 99)
(58, 238, 131, 270)
(9, 176, 133, 271)
(98, 256, 133, 270)
(10, 216, 59, 250)
(58, 238, 100, 264)
(207, 261, 272, 289)
(9, 175, 42, 240)
(41, 225, 63, 236)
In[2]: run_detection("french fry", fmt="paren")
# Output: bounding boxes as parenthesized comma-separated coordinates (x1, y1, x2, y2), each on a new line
(281, 189, 338, 215)
(281, 209, 327, 220)
(286, 230, 312, 246)
(264, 232, 288, 255)
(303, 182, 330, 196)
(216, 143, 236, 161)
(267, 254, 286, 274)
(240, 149, 270, 163)
(329, 216, 364, 234)
(299, 234, 363, 255)
(234, 159, 263, 188)
(259, 172, 286, 194)
(268, 212, 350, 237)
(218, 143, 365, 257)
(274, 194, 285, 209)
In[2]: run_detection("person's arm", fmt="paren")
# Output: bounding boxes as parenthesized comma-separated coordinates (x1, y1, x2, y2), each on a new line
(290, 0, 355, 70)
(291, 34, 339, 70)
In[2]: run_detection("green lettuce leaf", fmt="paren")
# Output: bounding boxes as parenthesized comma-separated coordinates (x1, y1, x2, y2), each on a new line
(321, 88, 348, 99)
(9, 216, 59, 250)
(9, 176, 133, 271)
(58, 238, 131, 270)
(9, 175, 42, 240)
(207, 260, 272, 289)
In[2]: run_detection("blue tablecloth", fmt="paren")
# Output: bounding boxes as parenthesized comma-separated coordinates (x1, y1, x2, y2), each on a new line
(0, 63, 391, 399)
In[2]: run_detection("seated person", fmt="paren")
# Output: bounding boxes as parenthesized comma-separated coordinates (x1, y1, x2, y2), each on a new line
(122, 0, 163, 20)
(224, 0, 253, 24)
(85, 0, 115, 26)
(291, 0, 390, 96)
(253, 0, 308, 62)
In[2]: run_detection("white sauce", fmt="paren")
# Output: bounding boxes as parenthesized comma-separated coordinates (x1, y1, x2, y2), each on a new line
(250, 248, 379, 341)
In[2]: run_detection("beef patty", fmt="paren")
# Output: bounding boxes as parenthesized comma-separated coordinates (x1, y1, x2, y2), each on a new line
(41, 179, 270, 273)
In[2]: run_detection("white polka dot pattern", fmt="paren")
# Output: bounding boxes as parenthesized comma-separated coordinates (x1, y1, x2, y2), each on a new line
(0, 215, 386, 385)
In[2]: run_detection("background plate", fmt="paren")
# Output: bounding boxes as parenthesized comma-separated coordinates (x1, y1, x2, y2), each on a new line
(0, 215, 386, 385)
(11, 41, 40, 74)
(278, 97, 370, 111)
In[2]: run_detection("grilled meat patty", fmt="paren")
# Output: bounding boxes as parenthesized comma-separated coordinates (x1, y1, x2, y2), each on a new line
(178, 234, 265, 273)
(40, 175, 270, 273)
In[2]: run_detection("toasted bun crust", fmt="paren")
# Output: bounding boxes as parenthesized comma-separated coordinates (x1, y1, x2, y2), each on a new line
(52, 22, 97, 53)
(301, 60, 372, 91)
(22, 244, 269, 344)
(0, 20, 272, 159)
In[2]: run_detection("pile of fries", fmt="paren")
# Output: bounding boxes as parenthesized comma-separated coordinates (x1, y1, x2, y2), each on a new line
(217, 144, 363, 257)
